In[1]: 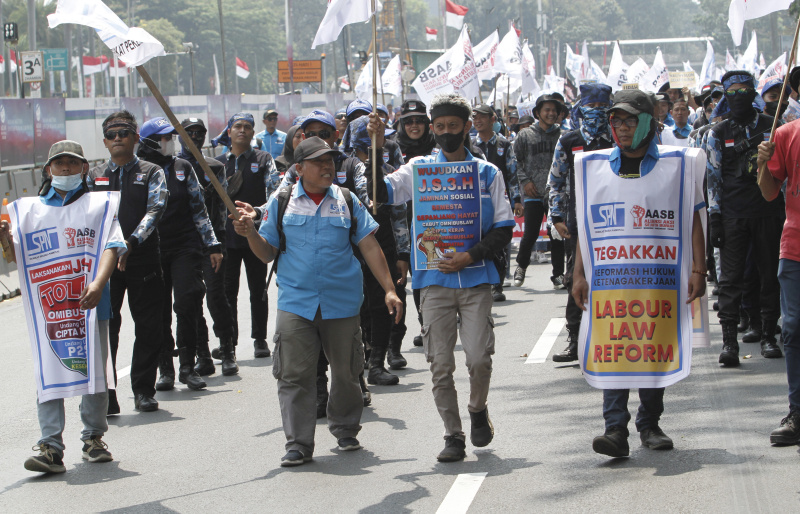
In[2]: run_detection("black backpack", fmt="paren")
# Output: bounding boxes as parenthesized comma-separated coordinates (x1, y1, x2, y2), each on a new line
(265, 184, 357, 288)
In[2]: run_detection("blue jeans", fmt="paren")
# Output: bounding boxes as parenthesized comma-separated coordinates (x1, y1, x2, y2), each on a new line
(778, 259, 800, 410)
(602, 388, 665, 437)
(37, 321, 110, 455)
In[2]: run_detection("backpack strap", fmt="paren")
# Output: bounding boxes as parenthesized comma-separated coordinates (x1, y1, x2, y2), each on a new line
(265, 184, 293, 289)
(339, 186, 358, 244)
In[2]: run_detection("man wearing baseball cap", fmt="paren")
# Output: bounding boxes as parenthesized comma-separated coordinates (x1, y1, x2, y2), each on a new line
(254, 109, 286, 158)
(1, 140, 127, 473)
(572, 89, 707, 458)
(232, 137, 402, 466)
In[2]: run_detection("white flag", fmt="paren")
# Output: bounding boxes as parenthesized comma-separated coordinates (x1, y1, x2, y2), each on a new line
(495, 25, 522, 77)
(543, 74, 566, 96)
(716, 66, 726, 80)
(521, 41, 540, 98)
(581, 41, 591, 82)
(606, 42, 629, 92)
(725, 49, 737, 71)
(738, 31, 759, 76)
(757, 52, 787, 90)
(213, 54, 221, 95)
(493, 73, 522, 99)
(448, 26, 481, 101)
(473, 30, 500, 81)
(47, 0, 165, 67)
(728, 0, 791, 47)
(312, 0, 374, 49)
(627, 58, 650, 84)
(639, 49, 669, 92)
(381, 54, 403, 98)
(590, 59, 606, 83)
(411, 49, 454, 106)
(564, 44, 583, 83)
(355, 55, 384, 101)
(699, 40, 716, 87)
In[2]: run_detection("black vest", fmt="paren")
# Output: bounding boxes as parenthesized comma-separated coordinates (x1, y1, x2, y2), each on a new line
(217, 148, 273, 248)
(187, 155, 227, 243)
(558, 130, 614, 233)
(88, 159, 162, 257)
(158, 158, 202, 252)
(711, 114, 785, 218)
(472, 133, 513, 193)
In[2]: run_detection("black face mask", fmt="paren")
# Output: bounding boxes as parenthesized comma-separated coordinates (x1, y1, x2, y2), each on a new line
(434, 132, 464, 153)
(765, 100, 788, 119)
(727, 91, 757, 122)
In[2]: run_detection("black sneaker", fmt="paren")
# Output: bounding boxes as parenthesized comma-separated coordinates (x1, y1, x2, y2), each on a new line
(491, 284, 506, 302)
(134, 393, 159, 412)
(551, 275, 566, 290)
(81, 436, 113, 463)
(254, 339, 271, 358)
(770, 409, 800, 446)
(413, 335, 423, 347)
(592, 427, 629, 457)
(24, 444, 66, 474)
(280, 450, 313, 467)
(513, 266, 526, 287)
(337, 437, 362, 451)
(639, 427, 673, 450)
(437, 436, 466, 462)
(469, 407, 494, 447)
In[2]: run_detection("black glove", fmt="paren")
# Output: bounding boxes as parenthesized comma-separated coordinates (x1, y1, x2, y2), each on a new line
(709, 213, 724, 249)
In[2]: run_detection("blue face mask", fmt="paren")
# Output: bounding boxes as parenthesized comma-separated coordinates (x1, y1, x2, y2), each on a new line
(492, 121, 502, 133)
(579, 106, 609, 138)
(51, 174, 84, 192)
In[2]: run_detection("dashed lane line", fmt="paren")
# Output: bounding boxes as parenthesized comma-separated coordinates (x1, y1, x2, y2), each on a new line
(436, 472, 488, 514)
(525, 317, 566, 364)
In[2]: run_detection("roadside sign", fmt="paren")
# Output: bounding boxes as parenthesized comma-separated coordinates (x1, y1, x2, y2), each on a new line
(278, 60, 322, 83)
(21, 51, 44, 83)
(43, 48, 69, 71)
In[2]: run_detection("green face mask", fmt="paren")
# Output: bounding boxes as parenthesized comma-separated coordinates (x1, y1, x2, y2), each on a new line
(631, 113, 653, 150)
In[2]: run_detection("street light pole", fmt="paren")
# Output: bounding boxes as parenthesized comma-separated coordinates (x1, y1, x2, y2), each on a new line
(217, 0, 229, 94)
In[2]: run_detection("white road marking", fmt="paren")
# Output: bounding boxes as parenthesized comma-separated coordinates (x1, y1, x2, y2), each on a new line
(436, 472, 488, 514)
(525, 317, 566, 364)
(118, 366, 131, 379)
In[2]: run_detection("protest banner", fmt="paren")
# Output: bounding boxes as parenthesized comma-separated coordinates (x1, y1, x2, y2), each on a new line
(668, 70, 697, 89)
(574, 147, 705, 389)
(413, 161, 482, 271)
(9, 192, 119, 403)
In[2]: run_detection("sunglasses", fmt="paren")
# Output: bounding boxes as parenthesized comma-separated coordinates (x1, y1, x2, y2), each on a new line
(305, 129, 332, 140)
(265, 116, 278, 122)
(610, 116, 639, 128)
(404, 117, 427, 126)
(185, 130, 207, 137)
(104, 129, 133, 140)
(725, 87, 754, 97)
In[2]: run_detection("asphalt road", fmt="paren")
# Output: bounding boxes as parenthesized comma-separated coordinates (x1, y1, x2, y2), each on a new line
(0, 255, 798, 513)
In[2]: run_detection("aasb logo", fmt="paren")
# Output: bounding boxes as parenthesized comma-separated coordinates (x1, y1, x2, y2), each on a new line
(630, 205, 675, 230)
(63, 227, 97, 249)
(591, 202, 625, 229)
(631, 205, 645, 228)
(25, 228, 60, 256)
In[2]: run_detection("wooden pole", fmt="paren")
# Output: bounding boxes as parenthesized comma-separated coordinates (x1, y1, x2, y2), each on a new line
(757, 12, 800, 187)
(371, 1, 378, 215)
(136, 65, 240, 220)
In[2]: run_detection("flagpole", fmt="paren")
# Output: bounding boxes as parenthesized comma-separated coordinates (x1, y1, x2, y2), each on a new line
(758, 11, 800, 187)
(371, 0, 379, 215)
(136, 65, 240, 220)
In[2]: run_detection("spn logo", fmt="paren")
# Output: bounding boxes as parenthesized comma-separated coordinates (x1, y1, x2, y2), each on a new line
(591, 202, 625, 229)
(25, 228, 60, 256)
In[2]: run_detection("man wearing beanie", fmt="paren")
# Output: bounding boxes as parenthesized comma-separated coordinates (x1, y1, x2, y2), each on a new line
(366, 92, 515, 462)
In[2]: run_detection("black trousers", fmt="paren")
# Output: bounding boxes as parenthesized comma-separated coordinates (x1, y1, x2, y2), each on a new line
(564, 236, 582, 329)
(197, 250, 234, 344)
(225, 246, 268, 342)
(551, 237, 565, 278)
(718, 216, 783, 325)
(516, 201, 545, 268)
(389, 272, 408, 340)
(741, 243, 761, 321)
(109, 254, 164, 397)
(361, 253, 400, 352)
(161, 247, 206, 356)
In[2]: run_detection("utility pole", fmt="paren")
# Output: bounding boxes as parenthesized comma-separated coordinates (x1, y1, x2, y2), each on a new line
(0, 0, 8, 96)
(440, 0, 447, 51)
(217, 0, 228, 94)
(286, 0, 294, 95)
(27, 0, 35, 51)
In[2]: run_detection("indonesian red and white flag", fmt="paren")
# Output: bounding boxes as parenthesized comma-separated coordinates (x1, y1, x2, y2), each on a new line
(312, 0, 374, 49)
(236, 57, 250, 79)
(108, 57, 129, 78)
(80, 55, 110, 75)
(426, 27, 438, 41)
(0, 52, 17, 73)
(728, 0, 791, 46)
(48, 0, 165, 67)
(445, 0, 468, 30)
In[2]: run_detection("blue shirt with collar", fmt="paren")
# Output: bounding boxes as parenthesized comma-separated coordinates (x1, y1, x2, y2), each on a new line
(258, 182, 378, 321)
(255, 128, 287, 158)
(609, 138, 661, 177)
(40, 186, 127, 320)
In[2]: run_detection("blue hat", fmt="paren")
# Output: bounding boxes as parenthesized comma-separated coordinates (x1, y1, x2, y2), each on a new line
(760, 77, 784, 97)
(210, 112, 255, 148)
(140, 117, 176, 141)
(346, 99, 372, 118)
(579, 83, 613, 107)
(344, 115, 373, 154)
(292, 115, 306, 126)
(300, 110, 336, 130)
(376, 103, 389, 116)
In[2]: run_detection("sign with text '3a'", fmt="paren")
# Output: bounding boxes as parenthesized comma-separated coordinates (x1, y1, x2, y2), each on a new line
(21, 51, 44, 83)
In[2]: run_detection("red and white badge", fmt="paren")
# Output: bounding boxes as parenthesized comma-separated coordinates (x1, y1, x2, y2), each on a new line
(725, 139, 735, 148)
(572, 146, 584, 153)
(94, 177, 109, 186)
